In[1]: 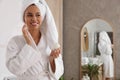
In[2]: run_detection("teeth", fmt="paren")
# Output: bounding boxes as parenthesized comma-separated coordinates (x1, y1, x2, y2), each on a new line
(31, 23, 37, 26)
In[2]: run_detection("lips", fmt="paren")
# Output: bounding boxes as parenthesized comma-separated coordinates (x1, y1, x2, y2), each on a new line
(31, 22, 38, 26)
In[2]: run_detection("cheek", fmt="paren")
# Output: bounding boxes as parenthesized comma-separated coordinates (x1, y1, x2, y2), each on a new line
(23, 14, 27, 23)
(24, 14, 30, 24)
(23, 16, 27, 23)
(38, 18, 42, 25)
(24, 17, 30, 24)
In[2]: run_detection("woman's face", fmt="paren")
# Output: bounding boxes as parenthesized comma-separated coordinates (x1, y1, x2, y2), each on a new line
(24, 4, 42, 30)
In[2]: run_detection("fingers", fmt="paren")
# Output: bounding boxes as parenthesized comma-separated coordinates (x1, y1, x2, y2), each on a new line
(22, 24, 31, 45)
(50, 48, 61, 58)
(22, 24, 27, 30)
(53, 48, 60, 54)
(22, 25, 28, 35)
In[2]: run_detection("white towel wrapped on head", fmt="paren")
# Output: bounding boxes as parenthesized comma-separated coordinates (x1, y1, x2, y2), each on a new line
(22, 0, 60, 50)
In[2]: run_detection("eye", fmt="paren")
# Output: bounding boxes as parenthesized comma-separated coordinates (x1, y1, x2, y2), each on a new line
(27, 14, 33, 17)
(36, 12, 41, 17)
(36, 14, 41, 17)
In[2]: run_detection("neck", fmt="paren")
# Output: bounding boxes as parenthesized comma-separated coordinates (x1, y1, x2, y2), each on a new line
(29, 29, 41, 45)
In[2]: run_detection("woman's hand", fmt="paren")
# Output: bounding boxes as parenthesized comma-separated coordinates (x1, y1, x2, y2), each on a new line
(49, 48, 61, 60)
(49, 48, 61, 73)
(22, 25, 32, 45)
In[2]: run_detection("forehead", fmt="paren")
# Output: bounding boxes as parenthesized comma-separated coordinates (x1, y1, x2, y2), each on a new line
(25, 4, 40, 13)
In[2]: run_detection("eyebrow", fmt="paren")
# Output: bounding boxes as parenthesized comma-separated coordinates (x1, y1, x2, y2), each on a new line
(26, 12, 32, 15)
(26, 12, 40, 14)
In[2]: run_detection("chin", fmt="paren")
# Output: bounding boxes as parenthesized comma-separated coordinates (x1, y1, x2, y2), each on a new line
(29, 26, 39, 29)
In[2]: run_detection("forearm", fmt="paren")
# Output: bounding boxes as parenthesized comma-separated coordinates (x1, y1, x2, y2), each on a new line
(49, 54, 64, 80)
(6, 44, 41, 75)
(49, 58, 56, 73)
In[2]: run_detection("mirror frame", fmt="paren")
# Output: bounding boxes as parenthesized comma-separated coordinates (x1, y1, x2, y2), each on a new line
(80, 18, 115, 80)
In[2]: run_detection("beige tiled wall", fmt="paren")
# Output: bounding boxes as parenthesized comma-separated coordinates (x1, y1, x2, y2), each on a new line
(63, 0, 120, 80)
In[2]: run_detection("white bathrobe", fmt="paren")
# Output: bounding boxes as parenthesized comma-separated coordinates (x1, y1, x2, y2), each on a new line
(6, 34, 64, 80)
(98, 31, 114, 78)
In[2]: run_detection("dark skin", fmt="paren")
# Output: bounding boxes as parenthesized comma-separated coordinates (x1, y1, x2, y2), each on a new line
(22, 4, 60, 73)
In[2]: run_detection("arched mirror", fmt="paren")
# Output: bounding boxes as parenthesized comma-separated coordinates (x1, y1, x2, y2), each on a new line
(80, 18, 114, 80)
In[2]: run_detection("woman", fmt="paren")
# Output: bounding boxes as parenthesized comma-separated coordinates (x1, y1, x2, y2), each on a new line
(98, 31, 114, 80)
(6, 0, 64, 80)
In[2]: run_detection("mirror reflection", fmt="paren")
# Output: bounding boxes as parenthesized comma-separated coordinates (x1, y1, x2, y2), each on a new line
(81, 19, 114, 80)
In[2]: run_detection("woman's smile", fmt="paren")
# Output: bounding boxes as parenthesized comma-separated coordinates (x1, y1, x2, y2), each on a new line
(30, 22, 38, 26)
(24, 5, 42, 29)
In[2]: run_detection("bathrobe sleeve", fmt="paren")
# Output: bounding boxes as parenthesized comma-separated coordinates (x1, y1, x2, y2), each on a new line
(6, 38, 41, 76)
(48, 54, 64, 80)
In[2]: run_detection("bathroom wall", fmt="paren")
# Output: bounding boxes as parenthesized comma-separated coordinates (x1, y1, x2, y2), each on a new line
(0, 1, 22, 79)
(63, 0, 120, 80)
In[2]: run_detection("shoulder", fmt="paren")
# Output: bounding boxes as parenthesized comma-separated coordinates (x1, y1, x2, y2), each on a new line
(7, 35, 25, 47)
(9, 35, 24, 43)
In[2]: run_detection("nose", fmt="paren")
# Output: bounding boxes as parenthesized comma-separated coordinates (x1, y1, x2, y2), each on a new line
(31, 16, 37, 21)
